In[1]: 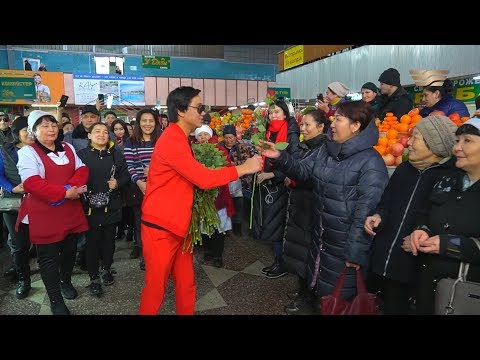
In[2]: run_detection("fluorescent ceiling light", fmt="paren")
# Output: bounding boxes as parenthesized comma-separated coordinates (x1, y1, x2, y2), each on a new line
(228, 106, 238, 110)
(473, 75, 480, 80)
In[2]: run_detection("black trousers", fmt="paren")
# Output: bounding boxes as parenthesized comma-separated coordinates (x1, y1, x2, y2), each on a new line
(132, 205, 142, 249)
(231, 197, 244, 225)
(4, 213, 30, 277)
(367, 272, 413, 315)
(36, 233, 78, 304)
(202, 231, 225, 259)
(86, 224, 116, 279)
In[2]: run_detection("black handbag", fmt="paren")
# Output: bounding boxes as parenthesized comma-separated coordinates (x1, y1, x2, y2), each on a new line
(435, 238, 480, 315)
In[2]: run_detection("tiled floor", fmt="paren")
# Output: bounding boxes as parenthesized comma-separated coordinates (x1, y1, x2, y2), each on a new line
(0, 224, 297, 315)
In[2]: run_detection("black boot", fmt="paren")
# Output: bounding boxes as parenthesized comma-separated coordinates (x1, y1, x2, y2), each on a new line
(50, 300, 70, 315)
(3, 264, 17, 280)
(86, 277, 103, 297)
(15, 272, 31, 300)
(232, 223, 243, 237)
(60, 273, 78, 300)
(261, 257, 280, 274)
(266, 257, 288, 279)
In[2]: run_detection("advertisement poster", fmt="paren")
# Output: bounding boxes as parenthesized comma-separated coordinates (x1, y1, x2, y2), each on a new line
(0, 69, 64, 105)
(73, 74, 145, 106)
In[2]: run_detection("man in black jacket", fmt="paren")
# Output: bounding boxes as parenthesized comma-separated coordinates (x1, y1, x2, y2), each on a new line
(377, 67, 413, 120)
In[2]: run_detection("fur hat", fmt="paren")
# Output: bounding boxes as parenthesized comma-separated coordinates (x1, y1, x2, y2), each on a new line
(415, 115, 458, 158)
(194, 124, 213, 139)
(378, 68, 401, 87)
(222, 124, 236, 137)
(327, 82, 350, 97)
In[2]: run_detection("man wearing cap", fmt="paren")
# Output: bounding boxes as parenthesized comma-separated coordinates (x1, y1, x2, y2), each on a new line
(0, 112, 13, 147)
(316, 81, 350, 119)
(63, 105, 102, 152)
(365, 114, 457, 314)
(218, 124, 255, 237)
(377, 67, 413, 120)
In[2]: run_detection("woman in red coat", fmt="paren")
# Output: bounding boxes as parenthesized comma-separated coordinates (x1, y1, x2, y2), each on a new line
(17, 110, 89, 315)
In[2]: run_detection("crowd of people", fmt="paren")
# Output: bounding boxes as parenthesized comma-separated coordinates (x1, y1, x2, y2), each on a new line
(1, 65, 480, 316)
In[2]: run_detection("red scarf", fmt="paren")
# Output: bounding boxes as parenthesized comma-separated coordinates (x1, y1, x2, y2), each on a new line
(263, 120, 288, 170)
(265, 119, 288, 144)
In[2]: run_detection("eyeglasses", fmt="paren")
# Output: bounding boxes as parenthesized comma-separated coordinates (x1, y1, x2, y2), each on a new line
(188, 104, 206, 114)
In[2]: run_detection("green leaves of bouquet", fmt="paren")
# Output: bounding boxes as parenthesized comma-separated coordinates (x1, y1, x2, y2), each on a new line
(183, 143, 229, 253)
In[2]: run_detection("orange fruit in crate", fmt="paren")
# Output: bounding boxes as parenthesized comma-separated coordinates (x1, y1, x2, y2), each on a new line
(461, 116, 470, 123)
(408, 108, 419, 117)
(386, 129, 398, 140)
(377, 136, 388, 147)
(400, 115, 411, 124)
(396, 123, 409, 132)
(411, 114, 423, 124)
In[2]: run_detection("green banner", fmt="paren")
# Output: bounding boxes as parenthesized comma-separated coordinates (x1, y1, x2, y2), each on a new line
(141, 56, 170, 69)
(405, 76, 480, 105)
(268, 87, 291, 99)
(0, 77, 36, 103)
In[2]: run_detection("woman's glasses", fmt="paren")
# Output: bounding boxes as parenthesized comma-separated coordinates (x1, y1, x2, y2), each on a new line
(189, 104, 206, 114)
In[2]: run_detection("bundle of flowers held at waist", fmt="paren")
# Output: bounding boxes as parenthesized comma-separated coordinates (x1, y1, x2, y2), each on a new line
(183, 142, 228, 253)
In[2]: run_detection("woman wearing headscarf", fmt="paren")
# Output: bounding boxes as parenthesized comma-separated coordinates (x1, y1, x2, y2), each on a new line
(0, 116, 33, 299)
(365, 115, 458, 314)
(405, 115, 480, 314)
(16, 110, 89, 315)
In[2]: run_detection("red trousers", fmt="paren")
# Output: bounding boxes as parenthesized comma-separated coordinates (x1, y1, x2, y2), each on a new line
(139, 225, 196, 315)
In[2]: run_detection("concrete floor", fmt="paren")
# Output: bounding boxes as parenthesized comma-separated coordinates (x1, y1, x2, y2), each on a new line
(0, 225, 298, 316)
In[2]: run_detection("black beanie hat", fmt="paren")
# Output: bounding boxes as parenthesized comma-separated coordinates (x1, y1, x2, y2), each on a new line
(361, 82, 378, 93)
(378, 68, 401, 87)
(11, 116, 28, 138)
(223, 124, 236, 136)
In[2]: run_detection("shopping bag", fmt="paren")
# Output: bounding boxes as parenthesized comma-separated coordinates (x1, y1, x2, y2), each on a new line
(320, 267, 379, 315)
(435, 239, 480, 315)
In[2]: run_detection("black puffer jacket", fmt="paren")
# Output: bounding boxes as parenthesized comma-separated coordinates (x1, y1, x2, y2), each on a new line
(251, 116, 300, 242)
(377, 87, 413, 120)
(415, 169, 480, 314)
(370, 157, 457, 285)
(275, 120, 389, 299)
(283, 134, 327, 278)
(77, 142, 131, 227)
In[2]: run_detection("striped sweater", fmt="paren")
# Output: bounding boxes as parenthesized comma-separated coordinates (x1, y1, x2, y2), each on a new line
(123, 139, 155, 183)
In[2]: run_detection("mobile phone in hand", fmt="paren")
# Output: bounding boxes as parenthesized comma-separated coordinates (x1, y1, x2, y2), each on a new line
(59, 95, 69, 107)
(98, 94, 105, 102)
(317, 93, 324, 102)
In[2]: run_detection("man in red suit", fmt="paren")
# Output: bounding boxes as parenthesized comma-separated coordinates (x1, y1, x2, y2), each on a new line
(139, 86, 262, 315)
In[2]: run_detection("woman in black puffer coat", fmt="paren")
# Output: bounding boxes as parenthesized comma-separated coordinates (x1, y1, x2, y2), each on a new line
(77, 123, 130, 297)
(261, 101, 389, 311)
(282, 109, 329, 314)
(251, 100, 301, 279)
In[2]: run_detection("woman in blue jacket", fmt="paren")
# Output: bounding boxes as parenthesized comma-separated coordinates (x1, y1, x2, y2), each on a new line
(420, 79, 470, 118)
